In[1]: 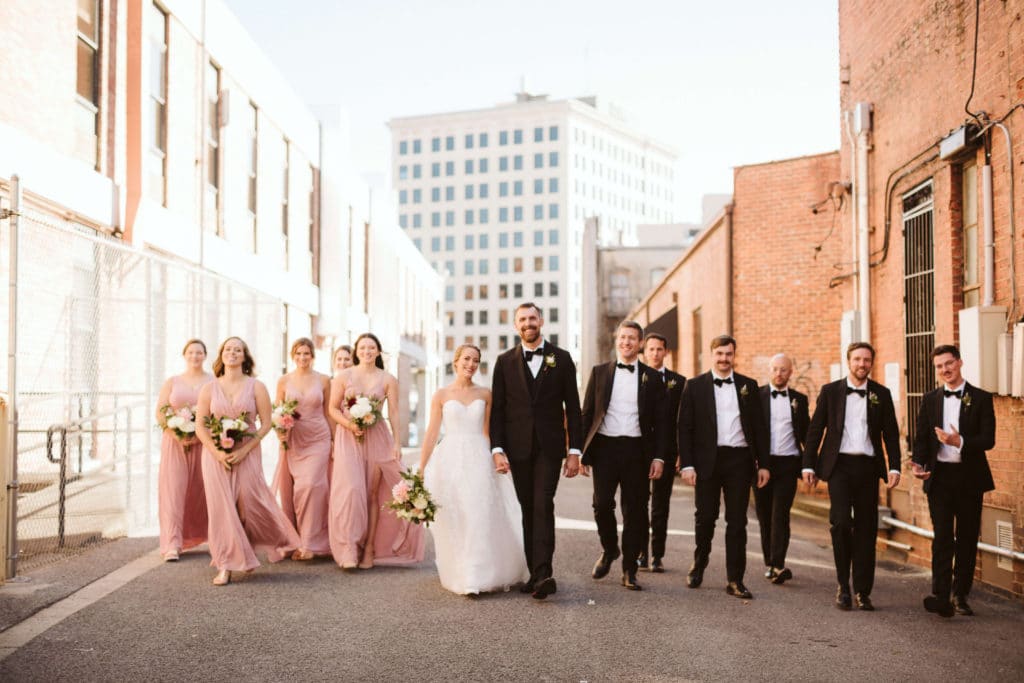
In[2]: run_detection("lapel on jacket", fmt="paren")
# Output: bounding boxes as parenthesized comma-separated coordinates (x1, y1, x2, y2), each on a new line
(865, 380, 879, 437)
(704, 372, 718, 443)
(959, 382, 973, 425)
(600, 361, 616, 411)
(837, 380, 848, 434)
(513, 344, 531, 402)
(531, 342, 552, 400)
(637, 361, 650, 405)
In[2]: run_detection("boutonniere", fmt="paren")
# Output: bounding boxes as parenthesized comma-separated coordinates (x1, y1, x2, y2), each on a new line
(544, 354, 556, 368)
(868, 392, 879, 406)
(641, 373, 649, 385)
(667, 379, 678, 389)
(739, 384, 750, 398)
(961, 393, 972, 408)
(790, 398, 798, 411)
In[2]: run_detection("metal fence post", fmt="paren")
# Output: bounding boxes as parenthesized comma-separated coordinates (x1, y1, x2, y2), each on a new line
(5, 175, 21, 578)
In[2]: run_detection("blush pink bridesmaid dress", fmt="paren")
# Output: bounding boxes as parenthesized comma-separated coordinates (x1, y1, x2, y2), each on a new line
(202, 378, 300, 572)
(272, 377, 331, 555)
(328, 373, 425, 568)
(158, 376, 210, 557)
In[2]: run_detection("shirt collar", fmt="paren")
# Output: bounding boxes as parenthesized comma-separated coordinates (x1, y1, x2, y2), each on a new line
(772, 384, 789, 392)
(523, 339, 545, 355)
(711, 370, 734, 382)
(944, 381, 966, 394)
(615, 357, 638, 369)
(846, 378, 867, 390)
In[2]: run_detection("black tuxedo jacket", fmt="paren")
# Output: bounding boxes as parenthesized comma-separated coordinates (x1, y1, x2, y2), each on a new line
(677, 371, 769, 479)
(759, 385, 810, 466)
(662, 369, 687, 429)
(580, 361, 668, 466)
(804, 378, 901, 481)
(911, 382, 995, 494)
(489, 342, 583, 461)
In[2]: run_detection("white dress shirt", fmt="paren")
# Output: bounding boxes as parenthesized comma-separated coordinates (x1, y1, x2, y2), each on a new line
(598, 359, 641, 438)
(937, 382, 965, 463)
(522, 339, 545, 378)
(714, 371, 748, 448)
(769, 385, 800, 456)
(839, 379, 875, 456)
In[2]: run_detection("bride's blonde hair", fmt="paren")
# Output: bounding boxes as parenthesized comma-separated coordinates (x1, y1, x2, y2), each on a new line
(453, 344, 481, 364)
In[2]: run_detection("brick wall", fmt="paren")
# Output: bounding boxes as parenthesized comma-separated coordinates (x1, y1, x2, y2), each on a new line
(840, 0, 1024, 595)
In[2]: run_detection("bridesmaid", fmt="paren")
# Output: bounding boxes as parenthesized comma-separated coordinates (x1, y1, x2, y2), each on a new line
(272, 338, 332, 560)
(328, 333, 424, 569)
(333, 345, 353, 377)
(195, 337, 301, 585)
(154, 339, 212, 561)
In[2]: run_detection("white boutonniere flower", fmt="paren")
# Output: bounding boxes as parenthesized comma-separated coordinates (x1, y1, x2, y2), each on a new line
(868, 392, 879, 406)
(667, 379, 678, 389)
(961, 393, 972, 408)
(740, 384, 749, 398)
(544, 354, 556, 368)
(790, 398, 798, 411)
(641, 372, 648, 385)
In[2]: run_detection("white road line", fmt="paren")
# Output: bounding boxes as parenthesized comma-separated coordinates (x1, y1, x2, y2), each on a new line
(0, 549, 164, 662)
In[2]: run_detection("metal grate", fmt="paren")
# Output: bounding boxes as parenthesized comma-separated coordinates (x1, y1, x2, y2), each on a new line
(996, 520, 1013, 571)
(903, 181, 935, 448)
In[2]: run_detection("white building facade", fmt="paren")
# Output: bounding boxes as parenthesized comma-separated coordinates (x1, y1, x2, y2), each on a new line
(389, 94, 678, 378)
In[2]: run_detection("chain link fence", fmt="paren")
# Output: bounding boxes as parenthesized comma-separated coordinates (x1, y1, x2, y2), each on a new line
(1, 198, 284, 573)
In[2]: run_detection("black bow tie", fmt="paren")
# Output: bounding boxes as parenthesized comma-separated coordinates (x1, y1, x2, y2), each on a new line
(772, 390, 788, 398)
(524, 348, 542, 361)
(713, 377, 733, 387)
(944, 389, 963, 399)
(616, 362, 635, 373)
(846, 387, 866, 397)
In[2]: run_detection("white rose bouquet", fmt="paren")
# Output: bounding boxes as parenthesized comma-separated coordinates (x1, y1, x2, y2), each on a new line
(271, 399, 301, 450)
(159, 404, 197, 441)
(345, 391, 383, 443)
(387, 469, 438, 526)
(203, 411, 257, 469)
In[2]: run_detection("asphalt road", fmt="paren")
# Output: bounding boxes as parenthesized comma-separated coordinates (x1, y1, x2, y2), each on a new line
(1, 475, 1023, 682)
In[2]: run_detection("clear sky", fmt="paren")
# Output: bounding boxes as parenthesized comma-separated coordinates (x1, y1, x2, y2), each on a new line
(223, 0, 840, 223)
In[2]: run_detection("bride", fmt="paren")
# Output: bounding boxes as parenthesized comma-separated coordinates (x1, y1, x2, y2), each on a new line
(418, 344, 529, 595)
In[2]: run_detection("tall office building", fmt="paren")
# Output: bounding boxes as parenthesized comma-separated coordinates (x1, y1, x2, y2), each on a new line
(389, 92, 677, 378)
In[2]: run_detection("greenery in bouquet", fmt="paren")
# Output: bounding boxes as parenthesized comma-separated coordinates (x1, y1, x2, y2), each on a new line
(387, 469, 438, 526)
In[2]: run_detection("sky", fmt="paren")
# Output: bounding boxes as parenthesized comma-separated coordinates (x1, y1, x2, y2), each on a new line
(223, 0, 840, 224)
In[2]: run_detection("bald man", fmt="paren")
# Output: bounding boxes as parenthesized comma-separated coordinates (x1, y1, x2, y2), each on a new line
(755, 354, 809, 584)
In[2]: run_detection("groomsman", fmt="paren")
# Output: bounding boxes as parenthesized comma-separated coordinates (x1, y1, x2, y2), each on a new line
(637, 333, 686, 573)
(581, 321, 668, 591)
(803, 342, 901, 611)
(678, 335, 769, 599)
(755, 353, 809, 584)
(912, 344, 995, 618)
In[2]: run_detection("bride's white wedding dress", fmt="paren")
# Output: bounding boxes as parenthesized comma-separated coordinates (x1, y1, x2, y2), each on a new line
(423, 399, 529, 594)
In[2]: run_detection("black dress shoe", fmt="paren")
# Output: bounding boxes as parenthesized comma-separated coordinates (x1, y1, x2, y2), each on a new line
(686, 563, 705, 588)
(835, 588, 852, 611)
(637, 553, 649, 571)
(650, 557, 664, 573)
(923, 594, 955, 618)
(952, 595, 974, 616)
(532, 577, 557, 600)
(592, 550, 620, 580)
(519, 581, 535, 594)
(726, 581, 752, 599)
(771, 567, 792, 585)
(855, 593, 874, 611)
(764, 567, 775, 580)
(622, 573, 643, 591)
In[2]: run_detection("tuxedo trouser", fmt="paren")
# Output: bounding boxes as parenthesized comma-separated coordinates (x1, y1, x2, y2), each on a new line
(827, 453, 878, 594)
(643, 463, 676, 560)
(927, 462, 984, 598)
(753, 455, 802, 568)
(509, 437, 563, 583)
(694, 446, 754, 583)
(591, 434, 648, 572)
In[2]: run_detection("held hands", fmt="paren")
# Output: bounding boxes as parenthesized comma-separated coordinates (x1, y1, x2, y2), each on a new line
(756, 467, 770, 489)
(886, 471, 901, 489)
(648, 460, 664, 481)
(911, 462, 931, 480)
(563, 453, 581, 478)
(493, 452, 511, 474)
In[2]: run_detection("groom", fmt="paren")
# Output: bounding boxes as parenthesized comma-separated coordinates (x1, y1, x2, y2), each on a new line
(490, 302, 583, 600)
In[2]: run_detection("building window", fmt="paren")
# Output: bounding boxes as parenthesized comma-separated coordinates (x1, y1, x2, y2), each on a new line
(962, 163, 980, 307)
(479, 183, 489, 198)
(431, 212, 440, 227)
(146, 3, 168, 203)
(514, 181, 523, 196)
(479, 158, 489, 173)
(549, 308, 559, 322)
(514, 206, 523, 222)
(534, 127, 544, 142)
(431, 137, 440, 152)
(432, 162, 440, 177)
(549, 281, 558, 296)
(204, 61, 222, 232)
(399, 189, 408, 204)
(500, 131, 508, 146)
(479, 208, 489, 224)
(479, 233, 489, 249)
(413, 139, 422, 154)
(550, 333, 559, 347)
(412, 189, 422, 203)
(432, 187, 441, 202)
(514, 283, 523, 298)
(534, 282, 543, 297)
(431, 236, 441, 251)
(499, 258, 509, 273)
(465, 134, 474, 149)
(534, 256, 544, 272)
(479, 335, 489, 350)
(412, 164, 421, 179)
(514, 155, 523, 170)
(308, 164, 318, 277)
(246, 102, 258, 251)
(446, 161, 454, 176)
(465, 285, 474, 300)
(549, 125, 559, 141)
(465, 260, 474, 276)
(514, 257, 523, 273)
(549, 151, 559, 167)
(445, 235, 455, 251)
(499, 208, 509, 223)
(549, 203, 559, 219)
(499, 284, 508, 299)
(534, 230, 544, 246)
(446, 136, 455, 151)
(534, 205, 544, 220)
(534, 179, 544, 194)
(445, 211, 454, 226)
(499, 232, 509, 248)
(413, 238, 422, 251)
(412, 214, 422, 228)
(399, 165, 408, 180)
(548, 229, 559, 245)
(513, 232, 523, 247)
(399, 215, 409, 228)
(549, 178, 558, 193)
(499, 335, 509, 350)
(446, 186, 455, 200)
(479, 259, 489, 275)
(465, 184, 475, 200)
(514, 129, 523, 144)
(399, 141, 408, 155)
(692, 307, 703, 373)
(445, 285, 455, 302)
(465, 235, 475, 250)
(499, 182, 509, 197)
(480, 132, 489, 147)
(465, 159, 475, 175)
(534, 153, 544, 169)
(465, 311, 474, 325)
(465, 209, 474, 225)
(480, 310, 489, 325)
(549, 255, 559, 271)
(500, 156, 509, 171)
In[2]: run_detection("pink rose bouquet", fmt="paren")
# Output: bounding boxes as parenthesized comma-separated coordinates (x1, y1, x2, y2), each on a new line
(271, 399, 301, 450)
(387, 469, 437, 526)
(203, 411, 256, 470)
(159, 404, 197, 441)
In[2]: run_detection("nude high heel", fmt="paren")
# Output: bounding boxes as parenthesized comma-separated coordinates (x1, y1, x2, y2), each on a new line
(213, 570, 231, 586)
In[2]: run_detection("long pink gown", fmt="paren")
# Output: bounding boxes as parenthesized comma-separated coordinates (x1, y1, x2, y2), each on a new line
(328, 373, 425, 567)
(272, 376, 331, 554)
(201, 378, 301, 571)
(158, 376, 210, 555)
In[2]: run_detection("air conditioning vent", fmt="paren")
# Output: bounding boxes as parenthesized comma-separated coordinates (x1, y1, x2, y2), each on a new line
(996, 520, 1013, 571)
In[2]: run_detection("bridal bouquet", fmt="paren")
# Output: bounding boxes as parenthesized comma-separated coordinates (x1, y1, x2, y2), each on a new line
(204, 412, 256, 468)
(387, 469, 438, 526)
(271, 399, 300, 450)
(159, 404, 197, 441)
(345, 392, 382, 442)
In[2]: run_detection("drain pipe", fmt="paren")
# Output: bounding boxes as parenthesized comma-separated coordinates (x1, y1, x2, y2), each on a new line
(883, 514, 1024, 562)
(843, 111, 859, 313)
(854, 103, 872, 342)
(993, 122, 1017, 324)
(981, 149, 995, 306)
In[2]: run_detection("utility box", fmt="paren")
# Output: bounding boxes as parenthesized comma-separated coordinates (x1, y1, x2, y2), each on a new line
(958, 306, 1007, 393)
